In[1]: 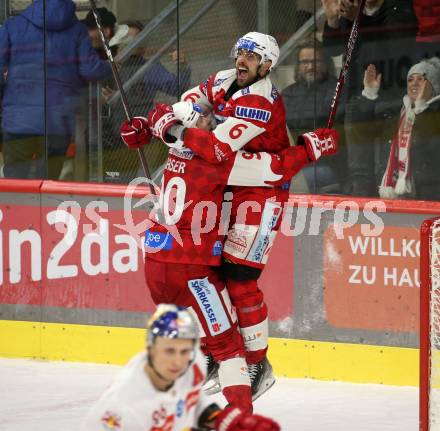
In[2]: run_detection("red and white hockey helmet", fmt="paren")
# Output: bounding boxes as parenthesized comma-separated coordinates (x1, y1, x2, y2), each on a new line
(172, 101, 203, 128)
(232, 31, 280, 70)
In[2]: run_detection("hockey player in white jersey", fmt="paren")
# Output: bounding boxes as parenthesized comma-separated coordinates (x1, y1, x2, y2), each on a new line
(82, 304, 280, 431)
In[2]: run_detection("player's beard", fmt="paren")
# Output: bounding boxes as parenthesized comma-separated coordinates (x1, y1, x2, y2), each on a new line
(236, 66, 260, 88)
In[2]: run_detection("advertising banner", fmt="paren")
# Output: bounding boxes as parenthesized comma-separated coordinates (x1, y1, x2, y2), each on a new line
(324, 224, 419, 332)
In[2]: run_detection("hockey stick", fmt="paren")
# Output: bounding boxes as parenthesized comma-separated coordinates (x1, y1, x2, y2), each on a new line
(327, 0, 367, 128)
(89, 0, 156, 196)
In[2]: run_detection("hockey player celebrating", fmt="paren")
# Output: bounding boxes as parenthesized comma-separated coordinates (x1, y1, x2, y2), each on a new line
(82, 304, 280, 431)
(175, 32, 338, 398)
(119, 100, 338, 412)
(121, 31, 339, 400)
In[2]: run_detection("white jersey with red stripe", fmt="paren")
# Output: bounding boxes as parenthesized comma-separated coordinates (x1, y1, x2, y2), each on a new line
(82, 350, 211, 431)
(182, 68, 290, 156)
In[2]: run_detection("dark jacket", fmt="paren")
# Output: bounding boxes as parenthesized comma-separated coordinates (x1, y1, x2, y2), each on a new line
(0, 0, 111, 135)
(282, 77, 347, 191)
(282, 77, 344, 133)
(323, 0, 418, 99)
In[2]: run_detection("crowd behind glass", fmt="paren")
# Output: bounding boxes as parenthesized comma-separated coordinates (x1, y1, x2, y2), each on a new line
(0, 0, 439, 202)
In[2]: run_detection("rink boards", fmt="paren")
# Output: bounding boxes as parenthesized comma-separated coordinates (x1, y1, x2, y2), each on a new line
(1, 179, 440, 386)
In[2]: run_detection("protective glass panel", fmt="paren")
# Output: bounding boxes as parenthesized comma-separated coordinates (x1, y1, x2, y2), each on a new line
(0, 0, 438, 201)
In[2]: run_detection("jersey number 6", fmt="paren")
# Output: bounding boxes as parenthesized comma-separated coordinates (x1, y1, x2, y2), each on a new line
(229, 123, 248, 139)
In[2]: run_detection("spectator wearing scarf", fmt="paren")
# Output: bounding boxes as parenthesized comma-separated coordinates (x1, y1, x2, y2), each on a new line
(378, 58, 440, 199)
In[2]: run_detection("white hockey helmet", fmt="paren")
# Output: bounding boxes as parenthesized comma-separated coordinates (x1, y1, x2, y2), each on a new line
(172, 101, 203, 128)
(232, 31, 280, 70)
(146, 304, 199, 347)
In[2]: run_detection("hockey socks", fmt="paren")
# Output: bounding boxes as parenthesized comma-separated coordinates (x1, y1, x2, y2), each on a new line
(226, 279, 269, 364)
(218, 357, 252, 412)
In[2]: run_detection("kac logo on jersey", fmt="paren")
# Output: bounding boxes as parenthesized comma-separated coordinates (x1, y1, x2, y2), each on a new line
(188, 278, 231, 336)
(201, 78, 209, 96)
(270, 86, 279, 102)
(214, 77, 228, 88)
(241, 87, 250, 96)
(235, 106, 271, 123)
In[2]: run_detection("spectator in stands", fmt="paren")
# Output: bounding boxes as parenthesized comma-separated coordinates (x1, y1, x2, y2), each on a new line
(282, 39, 347, 194)
(378, 58, 440, 200)
(358, 58, 440, 201)
(105, 20, 191, 111)
(322, 0, 418, 196)
(101, 20, 191, 183)
(0, 0, 111, 180)
(103, 20, 191, 113)
(82, 7, 118, 60)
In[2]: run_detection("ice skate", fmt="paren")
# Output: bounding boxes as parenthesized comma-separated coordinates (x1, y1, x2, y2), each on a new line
(203, 353, 221, 395)
(249, 357, 275, 401)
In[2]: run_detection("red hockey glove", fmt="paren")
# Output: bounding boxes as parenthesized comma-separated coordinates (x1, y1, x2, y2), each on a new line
(213, 88, 235, 118)
(297, 127, 339, 162)
(120, 117, 151, 149)
(215, 406, 280, 431)
(147, 103, 179, 144)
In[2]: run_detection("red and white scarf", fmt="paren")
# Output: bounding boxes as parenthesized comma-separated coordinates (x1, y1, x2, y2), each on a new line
(379, 96, 416, 198)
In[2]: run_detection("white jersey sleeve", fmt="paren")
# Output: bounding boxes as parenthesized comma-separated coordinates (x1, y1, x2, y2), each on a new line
(181, 83, 213, 109)
(224, 144, 310, 188)
(227, 151, 282, 187)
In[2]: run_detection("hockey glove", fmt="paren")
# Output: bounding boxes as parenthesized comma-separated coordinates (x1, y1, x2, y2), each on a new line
(147, 103, 180, 145)
(120, 117, 151, 149)
(297, 127, 339, 162)
(213, 88, 235, 118)
(215, 406, 280, 431)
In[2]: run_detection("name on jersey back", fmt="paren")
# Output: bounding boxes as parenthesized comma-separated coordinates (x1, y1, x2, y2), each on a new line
(165, 158, 186, 174)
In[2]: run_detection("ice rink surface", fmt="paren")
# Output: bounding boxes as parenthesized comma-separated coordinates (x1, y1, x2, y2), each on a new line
(0, 357, 418, 431)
